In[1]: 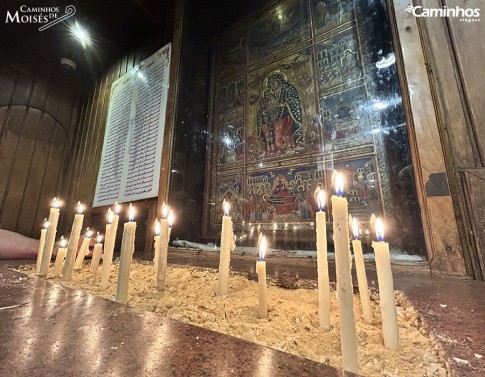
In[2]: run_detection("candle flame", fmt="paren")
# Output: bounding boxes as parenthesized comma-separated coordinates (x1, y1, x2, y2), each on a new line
(352, 217, 359, 239)
(168, 210, 174, 228)
(59, 236, 67, 248)
(316, 188, 326, 211)
(107, 208, 113, 224)
(162, 202, 168, 219)
(273, 223, 277, 231)
(114, 201, 121, 214)
(223, 200, 230, 216)
(375, 217, 385, 241)
(52, 197, 60, 208)
(335, 172, 344, 197)
(154, 220, 161, 235)
(76, 201, 84, 214)
(128, 204, 135, 221)
(370, 213, 376, 230)
(96, 232, 103, 243)
(43, 218, 49, 229)
(85, 227, 93, 238)
(259, 236, 267, 261)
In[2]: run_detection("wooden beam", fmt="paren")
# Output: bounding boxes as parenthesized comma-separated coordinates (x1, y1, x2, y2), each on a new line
(390, 0, 467, 276)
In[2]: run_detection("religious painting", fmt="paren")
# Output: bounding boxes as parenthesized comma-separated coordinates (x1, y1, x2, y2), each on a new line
(217, 31, 245, 79)
(246, 49, 318, 165)
(319, 85, 373, 152)
(327, 157, 383, 219)
(311, 0, 355, 36)
(217, 122, 244, 168)
(247, 0, 310, 62)
(204, 0, 396, 238)
(217, 76, 244, 121)
(315, 27, 363, 92)
(213, 175, 244, 224)
(246, 166, 324, 223)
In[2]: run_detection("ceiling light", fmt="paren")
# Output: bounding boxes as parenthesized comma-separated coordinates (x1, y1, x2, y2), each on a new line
(71, 21, 90, 48)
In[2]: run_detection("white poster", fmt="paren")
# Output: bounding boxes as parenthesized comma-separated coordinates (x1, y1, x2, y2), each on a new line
(93, 43, 171, 207)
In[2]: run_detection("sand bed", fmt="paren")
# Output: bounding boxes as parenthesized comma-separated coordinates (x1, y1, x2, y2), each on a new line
(18, 260, 451, 377)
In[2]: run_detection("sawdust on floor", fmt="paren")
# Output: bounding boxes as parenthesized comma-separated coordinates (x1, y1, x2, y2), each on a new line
(18, 260, 451, 377)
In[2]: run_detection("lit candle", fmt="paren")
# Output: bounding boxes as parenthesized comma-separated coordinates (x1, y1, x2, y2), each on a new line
(370, 213, 376, 238)
(331, 172, 359, 373)
(35, 219, 49, 274)
(100, 203, 120, 290)
(315, 188, 331, 330)
(156, 209, 173, 290)
(153, 220, 161, 275)
(90, 232, 103, 276)
(217, 200, 233, 296)
(372, 218, 399, 350)
(256, 236, 268, 318)
(38, 197, 61, 276)
(103, 208, 113, 264)
(74, 228, 93, 270)
(62, 201, 84, 281)
(51, 236, 67, 278)
(351, 218, 373, 324)
(115, 204, 137, 304)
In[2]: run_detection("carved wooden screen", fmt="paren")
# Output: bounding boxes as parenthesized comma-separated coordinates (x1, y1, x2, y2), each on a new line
(204, 0, 425, 254)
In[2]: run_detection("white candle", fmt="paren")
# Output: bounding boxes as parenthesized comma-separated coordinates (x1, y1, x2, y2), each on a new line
(90, 233, 103, 276)
(372, 218, 399, 351)
(100, 204, 120, 290)
(331, 173, 359, 373)
(352, 218, 373, 324)
(315, 188, 331, 330)
(256, 236, 268, 318)
(35, 219, 49, 274)
(74, 228, 93, 270)
(38, 197, 61, 276)
(116, 204, 137, 304)
(217, 200, 233, 296)
(104, 208, 113, 263)
(153, 220, 161, 275)
(51, 236, 67, 278)
(156, 209, 173, 290)
(62, 201, 84, 281)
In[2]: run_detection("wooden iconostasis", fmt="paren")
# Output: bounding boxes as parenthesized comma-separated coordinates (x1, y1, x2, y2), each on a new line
(202, 0, 426, 255)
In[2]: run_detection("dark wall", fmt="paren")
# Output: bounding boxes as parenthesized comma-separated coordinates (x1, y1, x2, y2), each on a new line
(0, 55, 80, 238)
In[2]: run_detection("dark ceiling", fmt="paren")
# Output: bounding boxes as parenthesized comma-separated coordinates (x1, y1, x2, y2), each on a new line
(0, 0, 169, 80)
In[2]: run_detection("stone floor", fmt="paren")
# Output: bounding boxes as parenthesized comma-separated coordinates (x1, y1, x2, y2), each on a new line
(0, 265, 349, 377)
(0, 250, 484, 376)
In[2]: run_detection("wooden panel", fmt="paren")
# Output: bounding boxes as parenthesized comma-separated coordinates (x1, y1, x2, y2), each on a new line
(29, 78, 49, 110)
(60, 6, 178, 252)
(17, 139, 51, 236)
(462, 169, 485, 280)
(392, 0, 466, 276)
(0, 128, 20, 218)
(416, 1, 482, 278)
(446, 0, 485, 163)
(11, 74, 32, 105)
(1, 112, 38, 229)
(0, 58, 79, 238)
(0, 66, 17, 105)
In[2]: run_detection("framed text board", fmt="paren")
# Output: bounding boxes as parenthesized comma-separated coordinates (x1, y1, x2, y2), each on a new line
(93, 43, 171, 207)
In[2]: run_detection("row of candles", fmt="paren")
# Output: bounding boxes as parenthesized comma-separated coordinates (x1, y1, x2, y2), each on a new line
(35, 198, 173, 305)
(217, 172, 399, 374)
(35, 172, 397, 374)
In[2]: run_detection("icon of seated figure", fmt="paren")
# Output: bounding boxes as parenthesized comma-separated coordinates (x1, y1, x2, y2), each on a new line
(257, 72, 303, 155)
